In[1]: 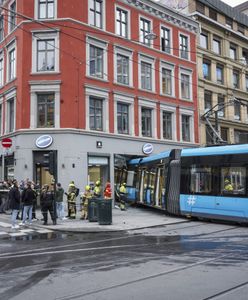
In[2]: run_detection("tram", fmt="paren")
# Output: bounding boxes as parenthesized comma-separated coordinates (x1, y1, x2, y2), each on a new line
(123, 144, 248, 224)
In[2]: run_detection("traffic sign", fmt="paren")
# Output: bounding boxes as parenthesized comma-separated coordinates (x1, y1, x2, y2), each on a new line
(1, 138, 12, 148)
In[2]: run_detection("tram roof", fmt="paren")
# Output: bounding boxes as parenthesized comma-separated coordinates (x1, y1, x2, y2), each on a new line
(128, 150, 171, 165)
(181, 144, 248, 157)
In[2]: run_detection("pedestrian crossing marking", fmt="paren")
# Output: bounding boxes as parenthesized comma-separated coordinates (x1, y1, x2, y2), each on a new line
(0, 221, 11, 228)
(36, 229, 53, 234)
(0, 231, 7, 235)
(9, 232, 27, 237)
(19, 229, 35, 233)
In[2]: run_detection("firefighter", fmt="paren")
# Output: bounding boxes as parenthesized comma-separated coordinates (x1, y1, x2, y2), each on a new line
(119, 183, 127, 211)
(104, 182, 112, 199)
(80, 185, 92, 220)
(65, 181, 77, 219)
(93, 180, 101, 198)
(224, 179, 233, 192)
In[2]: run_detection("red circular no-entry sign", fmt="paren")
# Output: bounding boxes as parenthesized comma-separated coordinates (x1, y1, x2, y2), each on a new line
(1, 138, 12, 148)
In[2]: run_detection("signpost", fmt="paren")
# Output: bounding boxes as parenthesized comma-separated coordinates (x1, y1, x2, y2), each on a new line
(1, 138, 12, 180)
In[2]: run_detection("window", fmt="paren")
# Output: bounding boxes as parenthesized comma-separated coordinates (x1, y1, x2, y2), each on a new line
(90, 45, 103, 78)
(242, 49, 248, 65)
(221, 166, 246, 195)
(234, 101, 241, 120)
(200, 31, 208, 49)
(89, 97, 103, 131)
(181, 73, 190, 99)
(0, 15, 3, 41)
(9, 1, 16, 32)
(190, 166, 212, 194)
(161, 68, 172, 95)
(213, 36, 221, 54)
(116, 7, 128, 38)
(7, 98, 15, 133)
(218, 94, 225, 117)
(182, 115, 191, 142)
(37, 39, 55, 72)
(209, 8, 217, 21)
(37, 93, 55, 128)
(162, 111, 172, 140)
(238, 23, 245, 34)
(204, 90, 212, 112)
(38, 0, 55, 19)
(246, 74, 248, 92)
(0, 56, 3, 86)
(230, 44, 237, 60)
(220, 127, 228, 142)
(196, 2, 205, 14)
(234, 130, 248, 144)
(142, 108, 152, 137)
(141, 61, 152, 90)
(206, 125, 214, 145)
(140, 18, 151, 46)
(0, 103, 2, 135)
(117, 102, 129, 134)
(89, 0, 103, 29)
(216, 64, 224, 84)
(117, 54, 129, 85)
(179, 34, 189, 59)
(8, 47, 16, 81)
(161, 27, 170, 53)
(233, 70, 240, 89)
(203, 59, 211, 80)
(226, 17, 233, 29)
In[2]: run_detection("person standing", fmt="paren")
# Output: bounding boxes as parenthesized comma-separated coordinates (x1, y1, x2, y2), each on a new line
(40, 185, 56, 225)
(80, 185, 92, 220)
(104, 182, 112, 199)
(119, 183, 127, 211)
(20, 181, 36, 226)
(93, 180, 101, 198)
(9, 180, 21, 229)
(66, 181, 77, 219)
(55, 183, 66, 220)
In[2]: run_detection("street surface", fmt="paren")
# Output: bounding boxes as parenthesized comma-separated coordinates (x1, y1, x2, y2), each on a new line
(0, 220, 247, 300)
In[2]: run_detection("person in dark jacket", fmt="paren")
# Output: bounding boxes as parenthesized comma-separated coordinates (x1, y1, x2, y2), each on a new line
(20, 181, 37, 226)
(40, 184, 56, 225)
(9, 180, 21, 229)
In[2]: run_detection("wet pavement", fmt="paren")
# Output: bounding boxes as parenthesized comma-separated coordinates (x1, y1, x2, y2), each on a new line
(0, 220, 248, 300)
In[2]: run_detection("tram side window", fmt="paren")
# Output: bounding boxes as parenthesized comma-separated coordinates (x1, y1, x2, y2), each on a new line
(190, 165, 212, 194)
(126, 170, 136, 187)
(221, 167, 246, 195)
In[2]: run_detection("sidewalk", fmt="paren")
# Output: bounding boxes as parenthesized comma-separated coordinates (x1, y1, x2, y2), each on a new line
(0, 206, 189, 233)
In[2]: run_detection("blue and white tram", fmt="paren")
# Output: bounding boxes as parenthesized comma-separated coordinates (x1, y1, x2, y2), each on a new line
(125, 144, 248, 224)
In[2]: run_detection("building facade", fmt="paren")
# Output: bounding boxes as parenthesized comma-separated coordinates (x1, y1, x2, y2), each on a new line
(0, 0, 198, 190)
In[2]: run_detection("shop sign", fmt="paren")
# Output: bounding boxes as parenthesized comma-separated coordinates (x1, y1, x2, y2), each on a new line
(35, 135, 53, 149)
(142, 143, 153, 155)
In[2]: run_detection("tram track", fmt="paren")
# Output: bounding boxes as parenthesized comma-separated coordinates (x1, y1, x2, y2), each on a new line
(0, 223, 241, 259)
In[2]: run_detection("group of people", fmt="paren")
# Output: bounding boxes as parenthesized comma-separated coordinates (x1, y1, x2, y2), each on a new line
(7, 179, 127, 228)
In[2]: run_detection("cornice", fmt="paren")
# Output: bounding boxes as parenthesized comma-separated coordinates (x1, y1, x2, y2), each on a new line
(121, 0, 199, 33)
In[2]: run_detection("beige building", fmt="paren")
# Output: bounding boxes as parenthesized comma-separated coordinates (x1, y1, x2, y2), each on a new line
(186, 0, 248, 145)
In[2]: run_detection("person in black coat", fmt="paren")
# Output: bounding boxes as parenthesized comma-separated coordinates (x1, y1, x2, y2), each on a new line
(20, 181, 37, 226)
(40, 184, 56, 225)
(9, 180, 21, 229)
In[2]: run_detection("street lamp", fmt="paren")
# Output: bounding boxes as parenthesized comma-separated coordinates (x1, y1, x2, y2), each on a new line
(144, 31, 157, 40)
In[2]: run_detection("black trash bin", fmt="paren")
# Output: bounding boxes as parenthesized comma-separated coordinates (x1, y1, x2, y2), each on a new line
(88, 198, 98, 222)
(98, 199, 112, 225)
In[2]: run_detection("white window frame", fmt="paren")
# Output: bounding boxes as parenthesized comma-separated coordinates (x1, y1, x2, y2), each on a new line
(139, 99, 157, 138)
(85, 86, 109, 132)
(179, 32, 190, 60)
(179, 68, 193, 101)
(160, 24, 172, 54)
(160, 104, 176, 141)
(86, 36, 108, 81)
(34, 0, 57, 20)
(6, 41, 16, 82)
(31, 30, 60, 74)
(114, 93, 134, 136)
(0, 51, 4, 87)
(115, 5, 130, 39)
(179, 108, 194, 143)
(8, 0, 16, 33)
(138, 54, 155, 92)
(114, 46, 133, 87)
(0, 96, 3, 136)
(160, 61, 175, 97)
(88, 0, 106, 30)
(30, 81, 61, 129)
(139, 15, 154, 48)
(5, 89, 16, 134)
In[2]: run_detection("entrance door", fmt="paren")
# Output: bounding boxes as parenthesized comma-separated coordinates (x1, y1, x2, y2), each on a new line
(88, 156, 110, 191)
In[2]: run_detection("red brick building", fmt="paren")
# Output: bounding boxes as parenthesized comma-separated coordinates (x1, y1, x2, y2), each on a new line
(0, 0, 199, 189)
